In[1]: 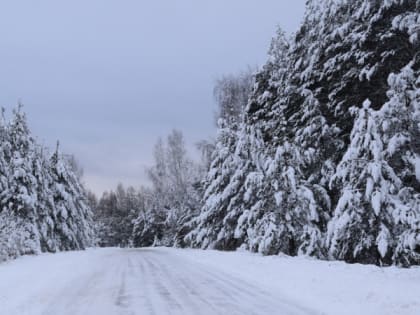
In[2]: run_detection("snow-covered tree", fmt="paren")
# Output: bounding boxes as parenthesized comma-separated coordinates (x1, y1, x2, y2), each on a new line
(186, 119, 244, 250)
(243, 141, 325, 256)
(189, 0, 420, 266)
(132, 130, 201, 248)
(49, 142, 94, 250)
(0, 106, 94, 262)
(328, 100, 419, 265)
(1, 107, 40, 256)
(379, 63, 420, 265)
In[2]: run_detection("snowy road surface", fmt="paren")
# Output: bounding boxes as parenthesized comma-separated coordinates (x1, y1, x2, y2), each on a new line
(2, 248, 420, 315)
(0, 248, 316, 315)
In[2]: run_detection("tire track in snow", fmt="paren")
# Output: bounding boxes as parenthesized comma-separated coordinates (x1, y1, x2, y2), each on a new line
(142, 253, 213, 315)
(2, 248, 319, 315)
(141, 249, 315, 315)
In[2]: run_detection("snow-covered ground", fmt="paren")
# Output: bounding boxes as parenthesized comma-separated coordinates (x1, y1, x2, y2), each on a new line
(0, 248, 419, 315)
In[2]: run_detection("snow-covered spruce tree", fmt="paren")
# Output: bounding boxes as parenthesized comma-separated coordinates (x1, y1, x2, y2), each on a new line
(213, 126, 255, 250)
(185, 118, 246, 250)
(233, 28, 291, 255)
(379, 62, 420, 191)
(0, 106, 94, 261)
(285, 0, 420, 184)
(327, 100, 419, 266)
(241, 140, 325, 257)
(0, 108, 38, 260)
(0, 108, 9, 190)
(246, 26, 290, 144)
(277, 89, 337, 257)
(378, 63, 420, 265)
(0, 108, 10, 212)
(1, 106, 41, 256)
(187, 31, 292, 252)
(295, 0, 419, 264)
(232, 26, 330, 257)
(294, 0, 418, 111)
(49, 142, 94, 250)
(32, 144, 58, 252)
(187, 0, 420, 266)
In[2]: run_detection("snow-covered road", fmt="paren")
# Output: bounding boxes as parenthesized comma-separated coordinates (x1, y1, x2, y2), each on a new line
(0, 248, 316, 315)
(2, 248, 420, 315)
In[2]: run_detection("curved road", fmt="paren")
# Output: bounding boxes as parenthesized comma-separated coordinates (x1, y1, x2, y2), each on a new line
(1, 248, 318, 315)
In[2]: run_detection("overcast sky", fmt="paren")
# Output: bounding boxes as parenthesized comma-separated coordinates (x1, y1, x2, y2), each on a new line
(0, 0, 306, 195)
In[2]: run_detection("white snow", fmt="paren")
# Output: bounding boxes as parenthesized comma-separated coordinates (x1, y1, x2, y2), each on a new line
(169, 248, 420, 315)
(1, 248, 419, 315)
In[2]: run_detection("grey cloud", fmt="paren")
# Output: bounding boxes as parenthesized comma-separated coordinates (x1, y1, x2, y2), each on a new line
(0, 0, 306, 194)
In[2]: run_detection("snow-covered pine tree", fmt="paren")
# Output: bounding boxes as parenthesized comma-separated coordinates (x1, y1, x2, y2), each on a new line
(378, 62, 420, 265)
(186, 118, 245, 250)
(379, 62, 420, 190)
(243, 140, 324, 257)
(191, 0, 419, 265)
(0, 108, 35, 261)
(231, 28, 290, 255)
(2, 106, 41, 256)
(327, 99, 419, 265)
(0, 108, 10, 220)
(195, 28, 291, 254)
(0, 108, 9, 192)
(185, 66, 257, 251)
(231, 26, 329, 257)
(49, 142, 94, 250)
(287, 0, 420, 182)
(213, 125, 255, 250)
(0, 106, 94, 261)
(32, 144, 58, 252)
(246, 26, 289, 143)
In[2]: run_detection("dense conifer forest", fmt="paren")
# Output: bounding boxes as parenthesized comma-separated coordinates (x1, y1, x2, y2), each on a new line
(0, 106, 94, 261)
(1, 0, 419, 267)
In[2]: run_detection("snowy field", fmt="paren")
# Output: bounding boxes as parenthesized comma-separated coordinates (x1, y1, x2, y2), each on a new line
(0, 248, 419, 315)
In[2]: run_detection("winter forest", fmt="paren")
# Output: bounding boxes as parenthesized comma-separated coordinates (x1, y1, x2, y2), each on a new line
(1, 0, 420, 270)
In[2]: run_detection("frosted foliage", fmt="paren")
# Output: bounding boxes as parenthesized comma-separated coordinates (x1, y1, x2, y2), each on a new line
(133, 130, 202, 248)
(328, 104, 385, 261)
(185, 119, 243, 250)
(380, 64, 420, 182)
(392, 11, 420, 44)
(0, 107, 94, 262)
(240, 141, 324, 257)
(328, 98, 420, 265)
(183, 0, 419, 266)
(0, 212, 40, 261)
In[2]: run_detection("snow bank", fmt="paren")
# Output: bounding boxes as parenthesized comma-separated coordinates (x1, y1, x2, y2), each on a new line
(165, 248, 420, 315)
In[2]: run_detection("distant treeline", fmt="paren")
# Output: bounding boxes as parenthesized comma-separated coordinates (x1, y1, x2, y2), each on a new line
(94, 0, 420, 267)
